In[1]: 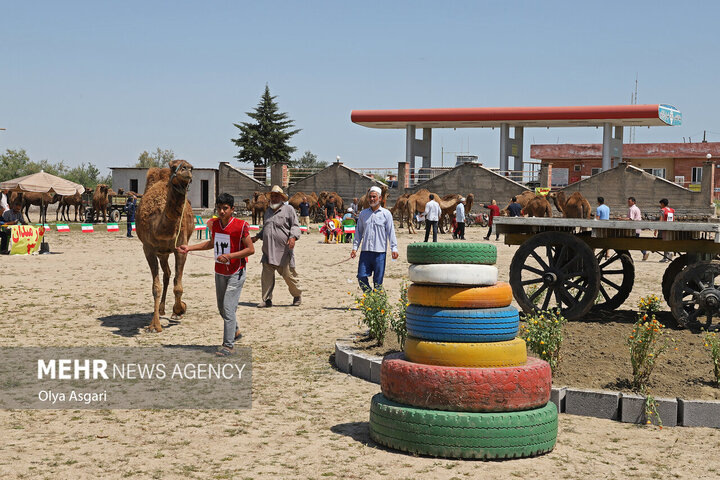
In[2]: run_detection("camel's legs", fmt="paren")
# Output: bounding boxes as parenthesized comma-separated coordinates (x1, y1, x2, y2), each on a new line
(172, 250, 188, 318)
(158, 254, 171, 316)
(143, 246, 163, 333)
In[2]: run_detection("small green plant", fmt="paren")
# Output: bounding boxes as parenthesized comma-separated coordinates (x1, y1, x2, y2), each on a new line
(526, 285, 544, 307)
(519, 309, 567, 372)
(352, 288, 391, 345)
(390, 281, 409, 349)
(628, 295, 672, 392)
(703, 330, 720, 384)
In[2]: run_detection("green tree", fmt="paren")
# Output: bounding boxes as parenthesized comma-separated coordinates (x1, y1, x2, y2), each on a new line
(231, 85, 300, 182)
(135, 148, 175, 168)
(65, 162, 102, 187)
(0, 149, 68, 182)
(289, 150, 328, 182)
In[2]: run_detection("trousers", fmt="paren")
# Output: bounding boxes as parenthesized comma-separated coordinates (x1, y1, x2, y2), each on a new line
(357, 251, 387, 292)
(215, 269, 247, 348)
(261, 262, 302, 302)
(424, 220, 438, 242)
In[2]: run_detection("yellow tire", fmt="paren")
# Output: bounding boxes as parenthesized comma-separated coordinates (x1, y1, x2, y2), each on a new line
(405, 336, 527, 368)
(407, 283, 513, 308)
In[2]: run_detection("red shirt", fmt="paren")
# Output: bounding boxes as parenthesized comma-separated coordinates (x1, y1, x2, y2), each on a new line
(212, 217, 249, 276)
(485, 204, 501, 225)
(661, 206, 675, 222)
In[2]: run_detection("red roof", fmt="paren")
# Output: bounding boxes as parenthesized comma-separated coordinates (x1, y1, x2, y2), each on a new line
(351, 104, 677, 128)
(531, 142, 720, 160)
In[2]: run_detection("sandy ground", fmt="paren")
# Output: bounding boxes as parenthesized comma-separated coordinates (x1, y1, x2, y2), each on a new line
(2, 219, 720, 479)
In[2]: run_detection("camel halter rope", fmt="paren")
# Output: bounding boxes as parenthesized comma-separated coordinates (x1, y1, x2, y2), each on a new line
(171, 165, 191, 249)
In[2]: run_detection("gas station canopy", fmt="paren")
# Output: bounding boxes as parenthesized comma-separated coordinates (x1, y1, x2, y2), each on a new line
(351, 104, 682, 129)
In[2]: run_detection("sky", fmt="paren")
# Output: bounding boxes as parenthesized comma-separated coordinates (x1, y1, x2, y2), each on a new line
(2, 0, 720, 176)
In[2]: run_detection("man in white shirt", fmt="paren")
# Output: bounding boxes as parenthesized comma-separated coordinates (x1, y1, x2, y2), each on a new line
(0, 189, 8, 216)
(627, 197, 648, 261)
(423, 194, 441, 243)
(454, 197, 466, 240)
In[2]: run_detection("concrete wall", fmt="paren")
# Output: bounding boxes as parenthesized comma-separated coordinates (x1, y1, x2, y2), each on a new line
(111, 167, 217, 210)
(405, 162, 530, 205)
(287, 162, 385, 203)
(218, 162, 268, 204)
(560, 163, 714, 218)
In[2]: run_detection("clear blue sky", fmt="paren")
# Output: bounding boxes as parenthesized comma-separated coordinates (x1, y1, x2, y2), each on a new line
(2, 1, 719, 175)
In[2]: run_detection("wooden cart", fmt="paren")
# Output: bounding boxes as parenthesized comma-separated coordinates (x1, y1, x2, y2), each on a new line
(494, 217, 720, 329)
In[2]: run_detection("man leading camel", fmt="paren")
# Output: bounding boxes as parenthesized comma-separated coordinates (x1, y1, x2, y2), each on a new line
(351, 186, 399, 292)
(252, 185, 303, 307)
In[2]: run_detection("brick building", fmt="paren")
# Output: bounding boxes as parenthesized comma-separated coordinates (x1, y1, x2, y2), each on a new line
(531, 142, 720, 189)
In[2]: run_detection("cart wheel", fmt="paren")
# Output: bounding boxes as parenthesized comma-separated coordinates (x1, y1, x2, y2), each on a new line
(110, 209, 121, 223)
(662, 254, 688, 307)
(509, 231, 600, 320)
(670, 260, 720, 329)
(592, 249, 634, 312)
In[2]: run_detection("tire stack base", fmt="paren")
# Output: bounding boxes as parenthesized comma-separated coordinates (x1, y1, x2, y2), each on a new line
(369, 242, 558, 459)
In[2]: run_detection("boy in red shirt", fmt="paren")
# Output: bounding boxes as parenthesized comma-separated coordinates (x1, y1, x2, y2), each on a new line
(657, 198, 675, 263)
(178, 193, 255, 356)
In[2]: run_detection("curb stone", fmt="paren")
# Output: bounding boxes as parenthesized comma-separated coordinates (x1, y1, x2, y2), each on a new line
(335, 339, 720, 429)
(621, 394, 678, 427)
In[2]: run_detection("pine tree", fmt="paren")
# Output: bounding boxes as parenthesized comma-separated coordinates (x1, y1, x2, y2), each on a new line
(232, 85, 301, 182)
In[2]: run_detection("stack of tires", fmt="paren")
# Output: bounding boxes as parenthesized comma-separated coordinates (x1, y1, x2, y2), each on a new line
(369, 242, 558, 459)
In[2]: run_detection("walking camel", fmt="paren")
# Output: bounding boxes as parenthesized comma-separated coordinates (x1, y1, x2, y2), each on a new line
(549, 191, 592, 218)
(136, 160, 195, 333)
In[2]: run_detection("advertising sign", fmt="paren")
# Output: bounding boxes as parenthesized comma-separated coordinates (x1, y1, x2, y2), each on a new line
(9, 225, 44, 255)
(658, 104, 682, 126)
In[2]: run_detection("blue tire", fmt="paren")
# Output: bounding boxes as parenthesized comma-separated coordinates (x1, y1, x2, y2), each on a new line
(406, 305, 519, 343)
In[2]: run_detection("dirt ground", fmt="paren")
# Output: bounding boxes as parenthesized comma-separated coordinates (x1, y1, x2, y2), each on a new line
(2, 219, 720, 479)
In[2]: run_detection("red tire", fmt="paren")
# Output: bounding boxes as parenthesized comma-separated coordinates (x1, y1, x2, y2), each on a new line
(381, 353, 551, 412)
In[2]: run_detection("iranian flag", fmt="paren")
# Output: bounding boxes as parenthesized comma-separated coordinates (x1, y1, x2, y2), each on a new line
(248, 225, 260, 231)
(81, 224, 94, 233)
(195, 224, 206, 231)
(299, 226, 308, 232)
(343, 226, 356, 233)
(107, 223, 119, 232)
(57, 224, 70, 232)
(131, 223, 136, 231)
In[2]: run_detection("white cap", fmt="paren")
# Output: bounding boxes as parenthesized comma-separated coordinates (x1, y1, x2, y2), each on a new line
(369, 186, 382, 195)
(347, 207, 353, 212)
(460, 197, 466, 202)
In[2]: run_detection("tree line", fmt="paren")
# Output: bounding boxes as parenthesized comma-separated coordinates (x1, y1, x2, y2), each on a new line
(0, 149, 113, 188)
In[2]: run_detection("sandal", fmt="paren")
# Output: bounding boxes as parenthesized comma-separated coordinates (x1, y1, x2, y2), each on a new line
(216, 346, 234, 357)
(234, 329, 242, 341)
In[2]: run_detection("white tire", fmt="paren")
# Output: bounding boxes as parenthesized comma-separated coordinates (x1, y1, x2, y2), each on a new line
(408, 264, 498, 286)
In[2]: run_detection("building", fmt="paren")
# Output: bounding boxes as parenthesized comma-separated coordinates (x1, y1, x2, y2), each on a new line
(111, 167, 218, 209)
(531, 142, 720, 189)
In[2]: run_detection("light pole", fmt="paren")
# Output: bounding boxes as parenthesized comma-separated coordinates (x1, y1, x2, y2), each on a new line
(336, 155, 341, 163)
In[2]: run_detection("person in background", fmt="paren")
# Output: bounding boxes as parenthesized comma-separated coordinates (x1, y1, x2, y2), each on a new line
(349, 197, 359, 219)
(252, 185, 303, 308)
(351, 186, 399, 292)
(298, 196, 311, 234)
(481, 200, 500, 241)
(125, 195, 136, 238)
(596, 197, 610, 220)
(343, 208, 354, 221)
(177, 193, 254, 357)
(423, 194, 441, 243)
(325, 196, 337, 220)
(627, 197, 649, 261)
(0, 189, 9, 216)
(658, 198, 675, 263)
(507, 196, 523, 217)
(1, 198, 27, 254)
(454, 197, 466, 240)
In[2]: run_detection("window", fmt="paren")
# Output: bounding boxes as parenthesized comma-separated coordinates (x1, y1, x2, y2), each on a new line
(130, 179, 138, 193)
(643, 168, 666, 179)
(692, 167, 703, 183)
(574, 164, 582, 172)
(591, 168, 602, 175)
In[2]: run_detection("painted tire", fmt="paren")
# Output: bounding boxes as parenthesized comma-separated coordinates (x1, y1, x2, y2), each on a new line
(406, 242, 497, 265)
(370, 394, 557, 459)
(408, 264, 498, 286)
(406, 305, 519, 342)
(407, 283, 513, 308)
(381, 353, 551, 412)
(404, 336, 527, 367)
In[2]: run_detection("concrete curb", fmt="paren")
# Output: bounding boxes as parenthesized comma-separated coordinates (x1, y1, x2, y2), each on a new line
(335, 338, 720, 429)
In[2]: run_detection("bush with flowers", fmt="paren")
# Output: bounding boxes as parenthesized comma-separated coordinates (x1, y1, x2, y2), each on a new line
(519, 309, 567, 373)
(628, 295, 672, 391)
(389, 281, 409, 349)
(703, 330, 720, 385)
(351, 288, 392, 345)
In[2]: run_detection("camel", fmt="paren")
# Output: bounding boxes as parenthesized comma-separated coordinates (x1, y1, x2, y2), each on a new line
(317, 191, 344, 215)
(549, 191, 591, 218)
(136, 159, 194, 333)
(500, 190, 536, 216)
(11, 192, 59, 224)
(248, 191, 270, 225)
(57, 192, 84, 222)
(523, 195, 552, 217)
(402, 189, 463, 234)
(390, 194, 411, 228)
(92, 184, 110, 223)
(438, 193, 474, 233)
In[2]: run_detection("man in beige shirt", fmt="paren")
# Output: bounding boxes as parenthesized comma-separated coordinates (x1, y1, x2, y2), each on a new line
(252, 185, 302, 308)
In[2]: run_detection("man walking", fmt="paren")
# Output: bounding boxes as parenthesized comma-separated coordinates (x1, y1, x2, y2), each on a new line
(627, 197, 649, 261)
(482, 200, 500, 240)
(423, 194, 441, 242)
(596, 197, 610, 220)
(125, 196, 136, 238)
(252, 186, 303, 307)
(658, 198, 675, 263)
(454, 197, 466, 240)
(298, 196, 311, 234)
(351, 186, 398, 292)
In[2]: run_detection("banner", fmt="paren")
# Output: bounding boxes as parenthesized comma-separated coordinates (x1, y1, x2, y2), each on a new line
(107, 223, 119, 232)
(57, 224, 70, 232)
(248, 225, 260, 231)
(81, 224, 93, 233)
(131, 223, 136, 231)
(194, 224, 206, 231)
(9, 225, 45, 255)
(535, 187, 551, 196)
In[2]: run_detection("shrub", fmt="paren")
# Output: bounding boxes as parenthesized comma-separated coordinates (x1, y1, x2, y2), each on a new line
(390, 281, 409, 349)
(352, 289, 391, 345)
(703, 330, 720, 384)
(519, 309, 567, 373)
(628, 295, 672, 391)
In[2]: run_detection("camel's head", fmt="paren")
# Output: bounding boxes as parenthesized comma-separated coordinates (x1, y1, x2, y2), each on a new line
(169, 160, 193, 191)
(465, 193, 474, 212)
(97, 184, 109, 195)
(243, 198, 251, 209)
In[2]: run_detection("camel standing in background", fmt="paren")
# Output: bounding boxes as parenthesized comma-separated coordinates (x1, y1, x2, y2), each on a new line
(92, 184, 110, 223)
(549, 191, 591, 218)
(390, 194, 410, 228)
(249, 191, 270, 225)
(317, 191, 344, 215)
(57, 192, 84, 222)
(523, 195, 552, 217)
(11, 192, 58, 224)
(439, 193, 474, 233)
(402, 189, 462, 234)
(500, 190, 536, 216)
(136, 160, 194, 333)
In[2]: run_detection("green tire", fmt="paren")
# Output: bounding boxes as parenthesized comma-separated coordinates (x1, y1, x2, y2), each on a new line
(406, 242, 497, 265)
(369, 394, 557, 459)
